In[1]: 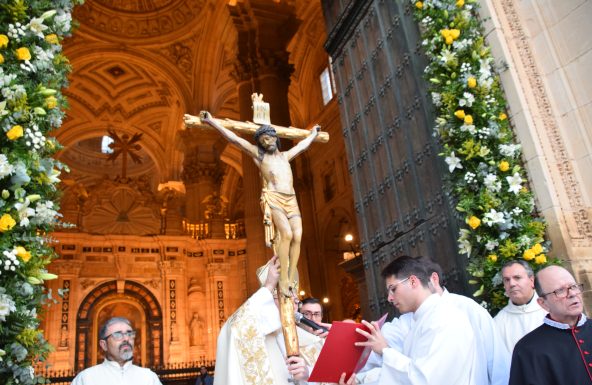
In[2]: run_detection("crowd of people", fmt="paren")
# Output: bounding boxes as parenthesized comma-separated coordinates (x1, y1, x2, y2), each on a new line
(70, 255, 590, 385)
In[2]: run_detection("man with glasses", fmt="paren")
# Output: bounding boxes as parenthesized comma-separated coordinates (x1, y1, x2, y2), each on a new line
(339, 256, 478, 385)
(509, 265, 591, 384)
(299, 297, 331, 337)
(71, 317, 162, 384)
(494, 260, 547, 353)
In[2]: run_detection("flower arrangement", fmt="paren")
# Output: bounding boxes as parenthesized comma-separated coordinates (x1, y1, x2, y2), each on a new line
(411, 0, 553, 312)
(0, 1, 79, 383)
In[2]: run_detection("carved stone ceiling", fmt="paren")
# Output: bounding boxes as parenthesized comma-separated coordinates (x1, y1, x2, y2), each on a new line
(74, 0, 205, 43)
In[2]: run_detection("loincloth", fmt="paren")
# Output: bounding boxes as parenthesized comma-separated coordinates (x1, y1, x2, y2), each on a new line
(260, 190, 301, 248)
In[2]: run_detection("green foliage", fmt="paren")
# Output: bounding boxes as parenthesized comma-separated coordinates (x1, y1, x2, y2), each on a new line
(0, 0, 78, 383)
(411, 0, 558, 313)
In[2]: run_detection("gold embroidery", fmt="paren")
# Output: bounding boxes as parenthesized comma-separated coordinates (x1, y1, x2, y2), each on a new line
(230, 302, 275, 385)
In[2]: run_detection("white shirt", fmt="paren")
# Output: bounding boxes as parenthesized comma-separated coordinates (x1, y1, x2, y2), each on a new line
(442, 291, 510, 385)
(493, 293, 547, 353)
(378, 294, 478, 385)
(71, 359, 162, 385)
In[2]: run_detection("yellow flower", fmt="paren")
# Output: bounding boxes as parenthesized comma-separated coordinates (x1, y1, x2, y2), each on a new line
(499, 112, 507, 121)
(456, 0, 465, 7)
(15, 246, 32, 263)
(0, 53, 4, 64)
(532, 243, 543, 255)
(498, 161, 510, 172)
(45, 34, 59, 44)
(0, 34, 8, 48)
(534, 254, 547, 264)
(415, 1, 423, 9)
(445, 36, 454, 45)
(45, 96, 58, 109)
(6, 125, 23, 140)
(450, 29, 461, 39)
(464, 115, 473, 125)
(487, 254, 498, 263)
(468, 216, 481, 230)
(467, 77, 477, 88)
(15, 47, 31, 61)
(523, 249, 535, 261)
(441, 29, 460, 45)
(0, 214, 16, 232)
(454, 110, 465, 120)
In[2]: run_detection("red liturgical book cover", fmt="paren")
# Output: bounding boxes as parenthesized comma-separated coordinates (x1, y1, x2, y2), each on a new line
(308, 313, 388, 383)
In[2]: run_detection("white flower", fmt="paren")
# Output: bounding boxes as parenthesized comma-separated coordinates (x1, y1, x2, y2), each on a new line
(499, 143, 521, 158)
(458, 92, 475, 107)
(27, 16, 49, 38)
(0, 155, 15, 179)
(506, 172, 522, 195)
(512, 207, 523, 215)
(485, 240, 499, 251)
(14, 199, 35, 227)
(483, 209, 505, 226)
(458, 229, 472, 255)
(445, 152, 463, 173)
(431, 92, 442, 106)
(0, 293, 17, 322)
(460, 124, 476, 135)
(484, 173, 501, 192)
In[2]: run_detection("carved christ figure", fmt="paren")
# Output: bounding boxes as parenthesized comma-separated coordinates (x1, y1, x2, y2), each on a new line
(200, 111, 319, 297)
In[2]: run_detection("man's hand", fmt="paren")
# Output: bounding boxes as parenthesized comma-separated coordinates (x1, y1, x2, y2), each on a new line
(354, 320, 388, 355)
(338, 372, 356, 385)
(312, 322, 331, 338)
(199, 110, 212, 122)
(264, 255, 280, 294)
(286, 356, 309, 381)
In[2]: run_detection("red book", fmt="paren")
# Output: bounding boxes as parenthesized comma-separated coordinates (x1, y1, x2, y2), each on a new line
(308, 314, 388, 383)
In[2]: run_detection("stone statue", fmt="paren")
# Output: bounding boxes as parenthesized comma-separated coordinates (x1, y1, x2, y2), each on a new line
(189, 312, 204, 346)
(200, 111, 319, 297)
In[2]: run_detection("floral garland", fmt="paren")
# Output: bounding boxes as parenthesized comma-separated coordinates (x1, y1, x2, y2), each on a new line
(0, 1, 79, 383)
(411, 0, 552, 312)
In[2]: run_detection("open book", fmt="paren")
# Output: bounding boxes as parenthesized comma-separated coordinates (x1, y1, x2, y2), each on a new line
(308, 313, 388, 383)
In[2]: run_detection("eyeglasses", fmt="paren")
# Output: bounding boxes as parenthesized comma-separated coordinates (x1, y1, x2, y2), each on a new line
(103, 330, 136, 341)
(302, 311, 323, 319)
(540, 283, 584, 299)
(387, 277, 410, 296)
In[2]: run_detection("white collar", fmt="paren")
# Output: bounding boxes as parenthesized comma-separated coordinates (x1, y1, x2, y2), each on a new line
(413, 293, 440, 322)
(543, 313, 587, 329)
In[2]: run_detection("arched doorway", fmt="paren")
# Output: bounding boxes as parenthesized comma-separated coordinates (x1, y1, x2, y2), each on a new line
(75, 280, 163, 370)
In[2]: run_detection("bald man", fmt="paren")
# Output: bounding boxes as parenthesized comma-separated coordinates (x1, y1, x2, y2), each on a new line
(509, 265, 592, 385)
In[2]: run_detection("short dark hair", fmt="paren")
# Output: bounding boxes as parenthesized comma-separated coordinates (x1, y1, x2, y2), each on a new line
(99, 317, 132, 341)
(381, 255, 430, 287)
(416, 256, 446, 287)
(300, 297, 323, 311)
(502, 260, 534, 278)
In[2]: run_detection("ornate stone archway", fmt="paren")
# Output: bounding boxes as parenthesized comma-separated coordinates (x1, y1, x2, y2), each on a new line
(75, 280, 163, 370)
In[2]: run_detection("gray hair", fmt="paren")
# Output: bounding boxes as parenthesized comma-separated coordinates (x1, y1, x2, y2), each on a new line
(99, 317, 132, 340)
(501, 260, 534, 277)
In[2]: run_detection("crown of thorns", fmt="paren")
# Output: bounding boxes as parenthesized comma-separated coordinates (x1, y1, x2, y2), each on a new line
(254, 125, 277, 143)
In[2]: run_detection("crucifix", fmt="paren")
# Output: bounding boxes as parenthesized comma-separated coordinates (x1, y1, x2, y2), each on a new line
(106, 129, 143, 179)
(183, 93, 329, 358)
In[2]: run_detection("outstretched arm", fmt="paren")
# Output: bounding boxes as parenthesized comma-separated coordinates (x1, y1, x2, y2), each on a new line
(200, 111, 259, 158)
(285, 124, 320, 161)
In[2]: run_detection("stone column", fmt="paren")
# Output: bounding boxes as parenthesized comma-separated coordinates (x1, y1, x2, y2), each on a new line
(229, 0, 300, 293)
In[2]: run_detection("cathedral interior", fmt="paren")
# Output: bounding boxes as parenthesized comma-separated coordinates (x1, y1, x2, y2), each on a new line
(39, 0, 592, 380)
(43, 0, 362, 373)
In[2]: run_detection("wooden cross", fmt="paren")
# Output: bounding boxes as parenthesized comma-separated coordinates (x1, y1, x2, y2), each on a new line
(106, 129, 143, 179)
(183, 95, 330, 143)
